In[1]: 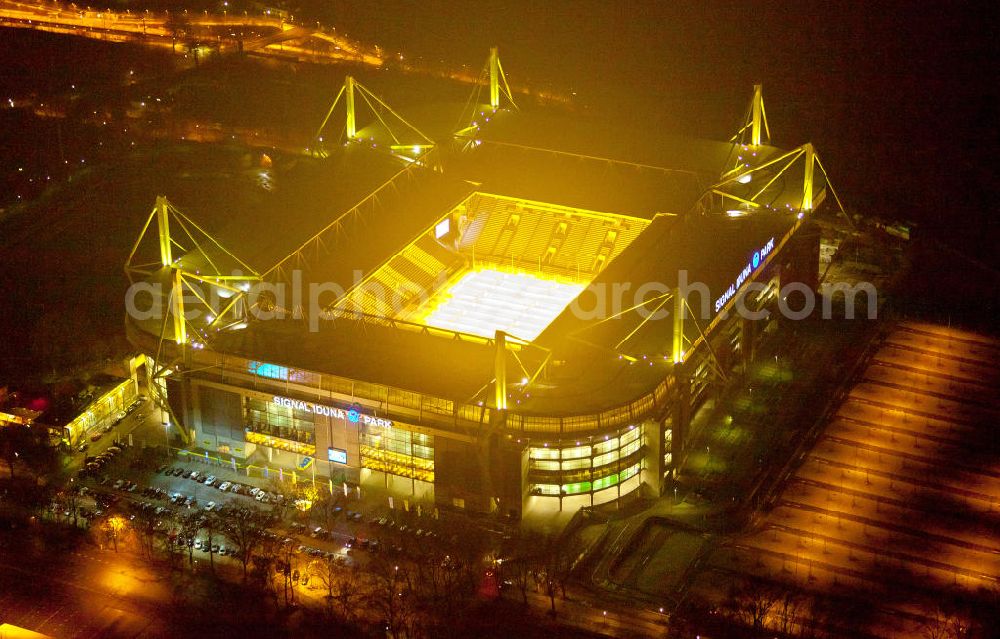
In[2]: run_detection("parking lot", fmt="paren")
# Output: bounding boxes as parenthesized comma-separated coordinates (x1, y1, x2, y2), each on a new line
(67, 444, 457, 581)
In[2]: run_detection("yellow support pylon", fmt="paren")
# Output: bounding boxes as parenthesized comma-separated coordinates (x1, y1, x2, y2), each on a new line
(751, 84, 764, 146)
(171, 269, 187, 345)
(156, 195, 172, 267)
(345, 75, 357, 139)
(802, 143, 815, 211)
(494, 330, 507, 410)
(489, 46, 500, 109)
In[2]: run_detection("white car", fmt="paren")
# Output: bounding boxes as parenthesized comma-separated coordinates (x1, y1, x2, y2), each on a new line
(204, 501, 216, 512)
(218, 481, 231, 491)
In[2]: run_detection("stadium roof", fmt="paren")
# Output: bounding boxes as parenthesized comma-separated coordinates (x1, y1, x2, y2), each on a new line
(153, 103, 799, 279)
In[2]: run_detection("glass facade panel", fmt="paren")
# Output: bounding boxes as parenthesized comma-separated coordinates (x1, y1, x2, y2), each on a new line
(248, 361, 288, 380)
(621, 462, 640, 480)
(533, 484, 560, 496)
(621, 439, 641, 457)
(560, 445, 591, 459)
(561, 481, 591, 495)
(593, 451, 618, 468)
(245, 398, 315, 445)
(561, 458, 591, 471)
(525, 424, 648, 497)
(530, 460, 560, 471)
(593, 437, 619, 454)
(529, 446, 559, 460)
(360, 424, 434, 482)
(593, 473, 618, 491)
(621, 426, 641, 445)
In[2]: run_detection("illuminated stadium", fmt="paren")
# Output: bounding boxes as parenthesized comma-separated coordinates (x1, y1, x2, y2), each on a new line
(124, 52, 836, 518)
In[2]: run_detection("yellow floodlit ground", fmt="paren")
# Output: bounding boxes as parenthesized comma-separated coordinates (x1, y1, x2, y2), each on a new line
(409, 267, 585, 341)
(0, 624, 55, 639)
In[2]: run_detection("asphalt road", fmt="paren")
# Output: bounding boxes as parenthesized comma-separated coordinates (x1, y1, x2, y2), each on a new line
(0, 537, 171, 637)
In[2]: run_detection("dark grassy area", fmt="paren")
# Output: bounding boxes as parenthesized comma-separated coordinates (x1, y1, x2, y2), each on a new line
(0, 142, 264, 382)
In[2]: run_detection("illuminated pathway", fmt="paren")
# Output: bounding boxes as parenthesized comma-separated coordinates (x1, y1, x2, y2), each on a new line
(696, 322, 1000, 638)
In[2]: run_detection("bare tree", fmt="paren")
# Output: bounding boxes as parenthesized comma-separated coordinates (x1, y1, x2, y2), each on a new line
(499, 529, 543, 605)
(920, 598, 976, 639)
(179, 514, 201, 569)
(539, 529, 586, 615)
(219, 504, 270, 581)
(250, 534, 281, 605)
(273, 540, 299, 607)
(365, 556, 419, 639)
(132, 506, 159, 559)
(774, 587, 806, 637)
(162, 526, 185, 571)
(724, 575, 782, 635)
(202, 512, 222, 573)
(309, 554, 340, 616)
(308, 553, 361, 623)
(332, 561, 363, 624)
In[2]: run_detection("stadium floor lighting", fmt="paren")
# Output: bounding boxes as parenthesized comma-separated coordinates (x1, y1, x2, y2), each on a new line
(409, 267, 585, 340)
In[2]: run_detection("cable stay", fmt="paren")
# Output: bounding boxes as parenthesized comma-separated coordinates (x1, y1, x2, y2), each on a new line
(455, 46, 518, 139)
(313, 75, 434, 158)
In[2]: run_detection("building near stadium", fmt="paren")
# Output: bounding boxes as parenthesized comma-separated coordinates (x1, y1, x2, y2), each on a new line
(124, 53, 835, 518)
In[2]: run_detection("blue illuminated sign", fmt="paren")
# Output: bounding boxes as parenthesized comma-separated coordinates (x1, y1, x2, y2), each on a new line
(272, 396, 392, 427)
(249, 361, 288, 380)
(714, 237, 775, 313)
(327, 447, 348, 464)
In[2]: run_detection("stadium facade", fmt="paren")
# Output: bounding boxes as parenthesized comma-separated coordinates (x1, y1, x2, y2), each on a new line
(125, 56, 831, 518)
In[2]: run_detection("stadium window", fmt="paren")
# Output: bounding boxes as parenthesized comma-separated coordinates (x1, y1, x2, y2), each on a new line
(593, 473, 619, 491)
(621, 426, 642, 446)
(560, 445, 591, 459)
(561, 481, 592, 495)
(529, 446, 559, 460)
(593, 437, 620, 454)
(593, 451, 619, 467)
(560, 458, 591, 471)
(531, 459, 560, 471)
